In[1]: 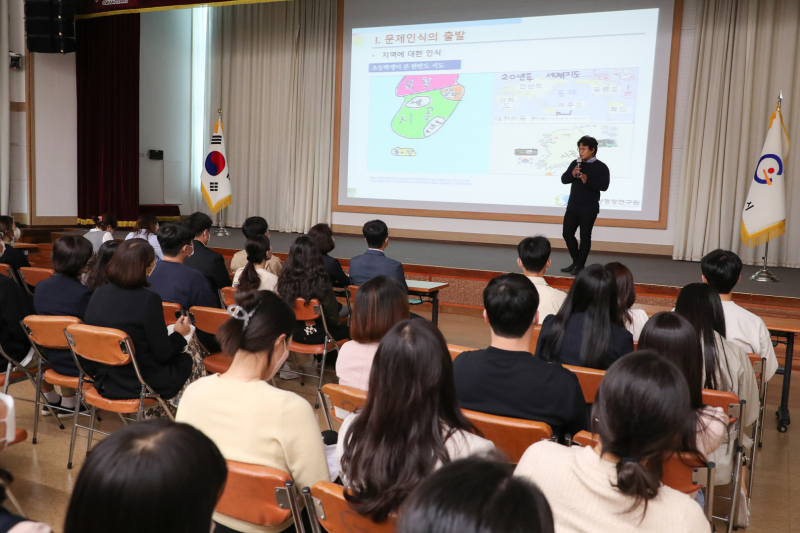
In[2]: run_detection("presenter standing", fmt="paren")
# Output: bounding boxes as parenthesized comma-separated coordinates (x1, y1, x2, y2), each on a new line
(559, 136, 609, 275)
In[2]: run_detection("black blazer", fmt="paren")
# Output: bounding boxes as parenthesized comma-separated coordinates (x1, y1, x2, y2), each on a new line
(535, 311, 634, 370)
(0, 245, 30, 279)
(184, 240, 232, 295)
(85, 284, 191, 400)
(0, 275, 34, 362)
(322, 253, 350, 288)
(33, 274, 93, 377)
(348, 249, 408, 291)
(453, 346, 588, 437)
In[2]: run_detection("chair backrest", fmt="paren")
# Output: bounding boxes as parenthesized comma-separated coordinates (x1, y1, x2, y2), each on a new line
(162, 302, 181, 326)
(701, 389, 742, 423)
(462, 409, 552, 464)
(571, 431, 710, 494)
(0, 264, 13, 280)
(447, 344, 472, 360)
(18, 267, 55, 287)
(221, 286, 236, 307)
(189, 306, 229, 335)
(309, 481, 396, 533)
(65, 324, 133, 366)
(322, 383, 367, 423)
(22, 316, 82, 350)
(528, 325, 542, 353)
(215, 461, 294, 527)
(346, 285, 359, 302)
(747, 353, 764, 376)
(293, 298, 322, 322)
(563, 364, 606, 403)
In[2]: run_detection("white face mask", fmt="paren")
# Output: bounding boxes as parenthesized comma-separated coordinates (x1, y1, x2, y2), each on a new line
(13, 227, 21, 240)
(0, 394, 16, 447)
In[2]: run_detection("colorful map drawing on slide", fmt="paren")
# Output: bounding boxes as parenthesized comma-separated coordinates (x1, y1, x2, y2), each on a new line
(392, 75, 465, 139)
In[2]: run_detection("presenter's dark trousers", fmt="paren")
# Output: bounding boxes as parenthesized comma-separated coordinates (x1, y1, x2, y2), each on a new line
(562, 209, 598, 267)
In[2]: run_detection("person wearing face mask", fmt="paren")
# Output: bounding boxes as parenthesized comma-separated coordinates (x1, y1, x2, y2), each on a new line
(85, 240, 200, 410)
(559, 136, 610, 276)
(0, 216, 30, 280)
(176, 290, 330, 533)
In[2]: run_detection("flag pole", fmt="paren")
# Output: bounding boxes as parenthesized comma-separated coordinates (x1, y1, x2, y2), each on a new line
(213, 108, 231, 237)
(750, 91, 783, 282)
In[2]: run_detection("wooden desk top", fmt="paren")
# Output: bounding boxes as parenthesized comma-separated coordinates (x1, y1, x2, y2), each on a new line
(12, 243, 39, 250)
(407, 280, 449, 293)
(635, 303, 800, 334)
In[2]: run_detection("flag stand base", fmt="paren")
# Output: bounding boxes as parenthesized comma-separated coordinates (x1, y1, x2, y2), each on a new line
(214, 211, 230, 236)
(751, 242, 779, 282)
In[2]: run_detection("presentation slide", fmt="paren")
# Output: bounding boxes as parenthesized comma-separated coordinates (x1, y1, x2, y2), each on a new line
(341, 7, 669, 219)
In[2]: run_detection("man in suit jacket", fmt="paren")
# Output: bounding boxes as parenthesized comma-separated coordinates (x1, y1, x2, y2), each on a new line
(183, 212, 232, 296)
(348, 220, 408, 291)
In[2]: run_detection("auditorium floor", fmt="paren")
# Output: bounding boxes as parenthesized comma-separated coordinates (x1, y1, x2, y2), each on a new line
(3, 311, 800, 532)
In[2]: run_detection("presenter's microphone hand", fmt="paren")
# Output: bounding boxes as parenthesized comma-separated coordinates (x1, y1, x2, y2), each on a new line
(572, 164, 582, 178)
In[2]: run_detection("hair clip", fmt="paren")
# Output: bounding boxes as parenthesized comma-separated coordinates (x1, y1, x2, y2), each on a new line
(227, 304, 257, 331)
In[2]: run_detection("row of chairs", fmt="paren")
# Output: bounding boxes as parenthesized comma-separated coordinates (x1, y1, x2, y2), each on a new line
(0, 265, 53, 297)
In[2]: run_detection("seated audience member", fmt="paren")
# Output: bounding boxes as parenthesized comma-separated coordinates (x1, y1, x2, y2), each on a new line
(85, 240, 194, 401)
(33, 236, 94, 413)
(64, 419, 226, 533)
(84, 213, 117, 253)
(0, 272, 35, 365)
(83, 241, 119, 291)
(230, 216, 282, 276)
(453, 274, 587, 437)
(125, 214, 162, 260)
(147, 223, 220, 352)
(535, 265, 632, 369)
(517, 236, 566, 324)
(336, 276, 409, 390)
(338, 319, 495, 523)
(277, 235, 349, 345)
(308, 223, 350, 288)
(514, 351, 710, 533)
(605, 262, 649, 341)
(232, 235, 278, 292)
(0, 216, 30, 278)
(701, 249, 778, 381)
(638, 313, 729, 488)
(177, 290, 329, 533)
(398, 456, 555, 533)
(349, 219, 408, 290)
(184, 212, 232, 294)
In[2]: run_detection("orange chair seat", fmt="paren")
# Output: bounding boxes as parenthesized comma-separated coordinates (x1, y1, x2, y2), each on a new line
(43, 369, 92, 390)
(10, 428, 27, 446)
(204, 354, 233, 375)
(290, 338, 349, 355)
(0, 371, 27, 387)
(84, 387, 157, 413)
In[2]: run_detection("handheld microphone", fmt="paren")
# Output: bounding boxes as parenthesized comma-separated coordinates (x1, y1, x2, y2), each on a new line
(575, 160, 581, 178)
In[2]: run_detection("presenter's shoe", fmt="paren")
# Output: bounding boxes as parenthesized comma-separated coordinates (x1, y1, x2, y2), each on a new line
(560, 264, 576, 273)
(570, 264, 585, 276)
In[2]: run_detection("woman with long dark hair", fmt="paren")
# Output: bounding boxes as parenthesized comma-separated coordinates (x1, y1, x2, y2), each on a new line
(515, 351, 710, 532)
(338, 319, 494, 524)
(604, 262, 648, 341)
(639, 312, 727, 494)
(535, 264, 633, 369)
(125, 214, 162, 260)
(277, 235, 349, 344)
(232, 235, 278, 292)
(83, 241, 120, 291)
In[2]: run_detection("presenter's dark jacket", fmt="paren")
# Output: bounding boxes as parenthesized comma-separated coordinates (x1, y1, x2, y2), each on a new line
(184, 239, 232, 296)
(85, 284, 191, 400)
(322, 253, 350, 288)
(534, 311, 633, 371)
(33, 274, 93, 376)
(0, 275, 34, 363)
(0, 245, 30, 279)
(560, 159, 610, 213)
(348, 249, 408, 291)
(453, 346, 588, 437)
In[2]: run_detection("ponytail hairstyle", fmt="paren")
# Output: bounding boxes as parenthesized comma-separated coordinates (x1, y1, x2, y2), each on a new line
(93, 213, 118, 232)
(592, 351, 699, 516)
(237, 235, 270, 292)
(538, 264, 619, 369)
(133, 214, 159, 238)
(216, 290, 296, 361)
(674, 283, 729, 391)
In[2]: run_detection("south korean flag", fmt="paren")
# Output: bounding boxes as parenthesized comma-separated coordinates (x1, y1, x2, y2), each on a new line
(200, 117, 232, 214)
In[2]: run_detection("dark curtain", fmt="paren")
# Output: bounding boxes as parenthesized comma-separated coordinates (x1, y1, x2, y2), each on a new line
(76, 14, 140, 226)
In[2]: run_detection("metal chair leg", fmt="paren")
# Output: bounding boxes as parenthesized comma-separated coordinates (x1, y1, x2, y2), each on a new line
(285, 481, 305, 533)
(32, 360, 43, 444)
(315, 341, 329, 409)
(67, 376, 84, 469)
(303, 487, 323, 533)
(137, 385, 146, 422)
(2, 483, 26, 518)
(318, 390, 333, 430)
(86, 406, 97, 455)
(291, 352, 305, 386)
(3, 362, 11, 394)
(705, 462, 716, 523)
(727, 446, 744, 533)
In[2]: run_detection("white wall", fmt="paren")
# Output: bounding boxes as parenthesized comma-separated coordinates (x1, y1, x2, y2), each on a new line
(34, 53, 78, 218)
(332, 0, 698, 248)
(139, 10, 192, 211)
(8, 0, 27, 217)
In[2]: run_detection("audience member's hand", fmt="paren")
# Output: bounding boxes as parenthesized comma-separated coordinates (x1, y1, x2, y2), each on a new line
(174, 315, 191, 337)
